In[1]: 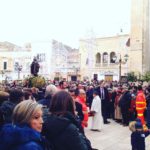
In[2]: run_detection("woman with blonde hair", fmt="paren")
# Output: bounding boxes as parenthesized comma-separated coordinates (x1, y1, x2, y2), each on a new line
(0, 100, 50, 150)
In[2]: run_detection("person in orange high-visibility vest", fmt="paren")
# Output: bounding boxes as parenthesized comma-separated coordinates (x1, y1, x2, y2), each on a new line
(136, 85, 147, 130)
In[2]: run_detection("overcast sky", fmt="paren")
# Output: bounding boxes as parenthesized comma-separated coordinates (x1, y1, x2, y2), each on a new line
(0, 0, 131, 48)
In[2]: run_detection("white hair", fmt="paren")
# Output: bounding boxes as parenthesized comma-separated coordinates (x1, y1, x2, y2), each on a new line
(45, 84, 58, 97)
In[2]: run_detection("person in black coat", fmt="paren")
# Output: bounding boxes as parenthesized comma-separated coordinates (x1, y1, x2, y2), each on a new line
(86, 86, 94, 109)
(0, 88, 24, 124)
(146, 87, 150, 129)
(110, 88, 117, 120)
(119, 88, 132, 126)
(42, 91, 96, 150)
(69, 89, 84, 122)
(96, 82, 110, 124)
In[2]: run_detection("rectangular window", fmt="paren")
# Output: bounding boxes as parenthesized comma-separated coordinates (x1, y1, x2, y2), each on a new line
(3, 62, 7, 70)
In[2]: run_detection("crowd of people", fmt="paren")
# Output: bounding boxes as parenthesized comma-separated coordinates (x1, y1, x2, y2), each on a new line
(0, 79, 150, 150)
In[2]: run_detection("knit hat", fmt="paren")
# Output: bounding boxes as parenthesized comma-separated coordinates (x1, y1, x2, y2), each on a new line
(135, 121, 143, 129)
(135, 118, 141, 123)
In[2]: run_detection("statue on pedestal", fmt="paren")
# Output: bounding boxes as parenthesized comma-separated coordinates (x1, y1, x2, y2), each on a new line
(30, 58, 40, 76)
(24, 57, 45, 88)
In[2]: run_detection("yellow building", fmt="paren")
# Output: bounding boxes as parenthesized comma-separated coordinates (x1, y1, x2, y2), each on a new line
(79, 34, 130, 81)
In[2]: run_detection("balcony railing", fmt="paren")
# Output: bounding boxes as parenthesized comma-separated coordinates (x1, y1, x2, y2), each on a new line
(95, 63, 119, 68)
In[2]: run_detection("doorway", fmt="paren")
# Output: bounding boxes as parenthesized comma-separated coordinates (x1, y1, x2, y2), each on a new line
(71, 76, 77, 81)
(105, 75, 113, 81)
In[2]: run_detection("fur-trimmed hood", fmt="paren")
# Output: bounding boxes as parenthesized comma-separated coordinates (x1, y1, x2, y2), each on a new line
(0, 124, 42, 150)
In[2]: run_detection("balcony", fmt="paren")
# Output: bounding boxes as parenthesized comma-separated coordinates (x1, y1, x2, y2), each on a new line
(95, 63, 118, 68)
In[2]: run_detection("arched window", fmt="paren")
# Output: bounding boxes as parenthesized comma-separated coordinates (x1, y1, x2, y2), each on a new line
(103, 52, 108, 63)
(110, 52, 116, 63)
(95, 53, 101, 63)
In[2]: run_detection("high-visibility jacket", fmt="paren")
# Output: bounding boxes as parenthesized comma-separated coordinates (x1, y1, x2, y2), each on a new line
(136, 90, 146, 126)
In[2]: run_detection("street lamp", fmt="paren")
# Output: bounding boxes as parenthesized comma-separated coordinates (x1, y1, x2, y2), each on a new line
(113, 54, 129, 83)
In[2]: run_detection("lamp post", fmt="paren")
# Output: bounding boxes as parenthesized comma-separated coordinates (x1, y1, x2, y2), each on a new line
(113, 54, 129, 83)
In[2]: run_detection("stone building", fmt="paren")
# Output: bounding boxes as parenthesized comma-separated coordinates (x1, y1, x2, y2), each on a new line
(51, 40, 80, 81)
(66, 47, 81, 81)
(79, 0, 150, 81)
(0, 41, 32, 80)
(0, 40, 80, 81)
(79, 34, 130, 81)
(130, 0, 150, 75)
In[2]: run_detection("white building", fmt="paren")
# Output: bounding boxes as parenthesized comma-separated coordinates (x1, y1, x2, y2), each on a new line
(79, 34, 130, 81)
(0, 42, 32, 80)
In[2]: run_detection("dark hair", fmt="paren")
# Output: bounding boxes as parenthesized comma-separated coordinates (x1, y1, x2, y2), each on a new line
(137, 85, 142, 91)
(133, 86, 138, 92)
(50, 91, 75, 116)
(93, 90, 98, 95)
(23, 91, 32, 100)
(74, 88, 79, 96)
(69, 89, 75, 93)
(59, 81, 64, 87)
(9, 89, 24, 103)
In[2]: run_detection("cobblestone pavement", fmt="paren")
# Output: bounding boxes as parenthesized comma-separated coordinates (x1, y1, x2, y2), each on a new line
(85, 118, 150, 150)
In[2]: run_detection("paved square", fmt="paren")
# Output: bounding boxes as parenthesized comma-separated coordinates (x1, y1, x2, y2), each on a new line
(85, 118, 150, 150)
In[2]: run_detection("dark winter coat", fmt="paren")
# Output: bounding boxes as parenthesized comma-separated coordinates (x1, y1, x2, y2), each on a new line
(131, 131, 149, 150)
(75, 101, 84, 122)
(146, 102, 150, 128)
(119, 91, 131, 109)
(42, 112, 92, 150)
(38, 96, 51, 108)
(146, 93, 150, 107)
(96, 87, 110, 102)
(0, 124, 48, 150)
(86, 88, 94, 108)
(0, 100, 18, 123)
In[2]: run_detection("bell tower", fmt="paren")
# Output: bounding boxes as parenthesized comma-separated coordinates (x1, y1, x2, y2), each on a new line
(130, 0, 149, 74)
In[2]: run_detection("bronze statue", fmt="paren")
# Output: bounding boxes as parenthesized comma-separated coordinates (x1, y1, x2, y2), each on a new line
(31, 58, 40, 76)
